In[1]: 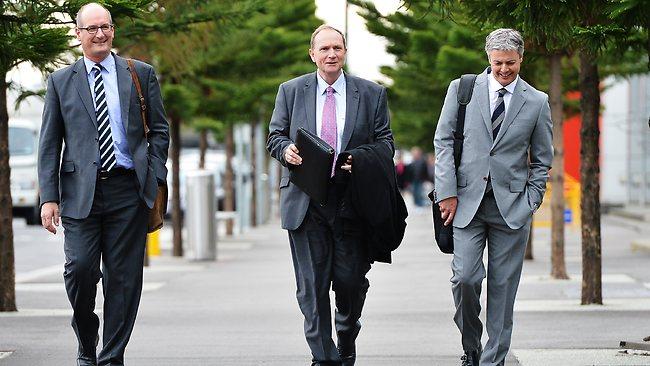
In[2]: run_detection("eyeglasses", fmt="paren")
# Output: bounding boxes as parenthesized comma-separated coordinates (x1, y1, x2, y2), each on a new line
(78, 24, 114, 34)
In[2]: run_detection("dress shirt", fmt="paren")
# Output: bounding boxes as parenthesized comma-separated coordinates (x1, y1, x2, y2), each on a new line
(316, 71, 346, 154)
(84, 54, 134, 169)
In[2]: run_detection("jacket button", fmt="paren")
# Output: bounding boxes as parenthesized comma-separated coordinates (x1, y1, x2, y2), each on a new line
(95, 137, 99, 141)
(483, 176, 488, 181)
(93, 161, 97, 165)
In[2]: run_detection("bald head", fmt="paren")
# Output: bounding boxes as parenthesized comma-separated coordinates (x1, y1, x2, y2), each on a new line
(76, 2, 112, 27)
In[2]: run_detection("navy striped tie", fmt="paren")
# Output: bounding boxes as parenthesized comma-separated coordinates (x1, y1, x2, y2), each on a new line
(491, 88, 506, 139)
(92, 63, 116, 171)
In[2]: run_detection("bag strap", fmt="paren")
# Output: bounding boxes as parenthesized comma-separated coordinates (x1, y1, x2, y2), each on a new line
(453, 73, 477, 169)
(126, 59, 149, 137)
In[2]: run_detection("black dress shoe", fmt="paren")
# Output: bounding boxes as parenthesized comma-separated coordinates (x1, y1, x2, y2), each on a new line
(460, 349, 480, 366)
(341, 354, 355, 366)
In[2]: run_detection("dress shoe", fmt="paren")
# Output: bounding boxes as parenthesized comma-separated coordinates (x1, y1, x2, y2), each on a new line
(460, 349, 480, 366)
(341, 354, 355, 366)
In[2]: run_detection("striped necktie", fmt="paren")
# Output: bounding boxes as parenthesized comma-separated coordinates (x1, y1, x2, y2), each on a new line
(92, 63, 116, 171)
(491, 88, 506, 139)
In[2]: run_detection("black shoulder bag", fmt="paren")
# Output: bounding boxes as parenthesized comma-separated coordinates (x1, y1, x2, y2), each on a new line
(428, 74, 477, 254)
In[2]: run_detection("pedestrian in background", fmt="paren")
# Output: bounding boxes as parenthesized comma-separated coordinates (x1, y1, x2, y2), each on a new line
(267, 24, 405, 366)
(433, 28, 552, 366)
(408, 146, 428, 207)
(38, 3, 169, 364)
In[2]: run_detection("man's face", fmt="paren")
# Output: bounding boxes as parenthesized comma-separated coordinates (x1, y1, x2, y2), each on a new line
(488, 49, 522, 86)
(75, 6, 114, 62)
(309, 29, 346, 80)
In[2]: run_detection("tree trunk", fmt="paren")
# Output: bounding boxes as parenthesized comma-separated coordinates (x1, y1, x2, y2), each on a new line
(525, 221, 533, 260)
(579, 51, 602, 305)
(0, 76, 17, 311)
(250, 120, 257, 227)
(199, 129, 207, 169)
(171, 113, 183, 257)
(224, 124, 234, 235)
(549, 53, 568, 279)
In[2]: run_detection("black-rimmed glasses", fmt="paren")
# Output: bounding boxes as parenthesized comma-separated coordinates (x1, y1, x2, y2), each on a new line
(78, 24, 114, 34)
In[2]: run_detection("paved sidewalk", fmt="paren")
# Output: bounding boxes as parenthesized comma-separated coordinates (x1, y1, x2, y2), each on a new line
(2, 200, 650, 365)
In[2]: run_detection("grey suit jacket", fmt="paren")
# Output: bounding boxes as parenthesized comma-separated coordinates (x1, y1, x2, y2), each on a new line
(434, 69, 553, 230)
(267, 72, 394, 230)
(38, 54, 170, 219)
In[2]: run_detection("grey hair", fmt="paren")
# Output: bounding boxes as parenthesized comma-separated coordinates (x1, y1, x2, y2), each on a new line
(76, 3, 113, 27)
(485, 28, 524, 58)
(310, 24, 346, 50)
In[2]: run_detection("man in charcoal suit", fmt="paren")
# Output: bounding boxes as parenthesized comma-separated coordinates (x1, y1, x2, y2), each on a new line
(38, 3, 169, 365)
(267, 24, 394, 366)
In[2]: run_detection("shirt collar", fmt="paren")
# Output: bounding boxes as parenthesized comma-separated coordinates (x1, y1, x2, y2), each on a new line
(316, 71, 346, 96)
(488, 68, 518, 95)
(84, 53, 115, 75)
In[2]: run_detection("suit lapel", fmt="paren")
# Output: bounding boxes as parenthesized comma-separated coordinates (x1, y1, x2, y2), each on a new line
(341, 74, 359, 151)
(114, 55, 132, 133)
(493, 78, 527, 147)
(72, 59, 98, 128)
(474, 72, 493, 139)
(303, 73, 317, 134)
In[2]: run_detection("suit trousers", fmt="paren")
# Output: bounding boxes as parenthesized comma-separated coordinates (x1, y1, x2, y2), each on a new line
(451, 190, 531, 366)
(288, 183, 371, 365)
(61, 170, 148, 366)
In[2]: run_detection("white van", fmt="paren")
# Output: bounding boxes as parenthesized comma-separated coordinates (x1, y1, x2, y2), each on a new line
(9, 118, 40, 225)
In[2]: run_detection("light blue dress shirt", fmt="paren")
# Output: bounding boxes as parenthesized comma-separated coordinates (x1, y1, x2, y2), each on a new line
(316, 71, 346, 154)
(84, 54, 134, 169)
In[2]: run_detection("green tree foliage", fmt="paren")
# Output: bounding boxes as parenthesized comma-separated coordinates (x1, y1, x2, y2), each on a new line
(351, 1, 485, 149)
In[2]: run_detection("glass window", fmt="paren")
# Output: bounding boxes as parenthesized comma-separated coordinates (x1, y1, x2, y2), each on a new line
(9, 127, 36, 156)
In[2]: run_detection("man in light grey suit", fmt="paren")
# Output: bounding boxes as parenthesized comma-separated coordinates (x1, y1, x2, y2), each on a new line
(38, 3, 169, 365)
(434, 29, 553, 366)
(267, 25, 393, 366)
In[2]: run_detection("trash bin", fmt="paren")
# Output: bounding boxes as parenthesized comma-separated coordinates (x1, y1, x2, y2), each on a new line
(185, 170, 217, 261)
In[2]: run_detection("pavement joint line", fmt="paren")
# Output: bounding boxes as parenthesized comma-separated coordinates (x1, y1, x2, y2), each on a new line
(515, 298, 650, 312)
(0, 308, 102, 317)
(512, 348, 650, 366)
(15, 282, 165, 293)
(15, 264, 63, 283)
(520, 273, 636, 284)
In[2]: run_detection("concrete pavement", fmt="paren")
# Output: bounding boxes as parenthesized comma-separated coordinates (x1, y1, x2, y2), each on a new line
(2, 199, 650, 365)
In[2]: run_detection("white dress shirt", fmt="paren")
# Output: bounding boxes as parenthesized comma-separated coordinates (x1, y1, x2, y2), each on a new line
(488, 70, 519, 118)
(315, 71, 346, 154)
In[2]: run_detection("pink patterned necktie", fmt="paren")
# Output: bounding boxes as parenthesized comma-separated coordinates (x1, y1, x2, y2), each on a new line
(321, 86, 337, 176)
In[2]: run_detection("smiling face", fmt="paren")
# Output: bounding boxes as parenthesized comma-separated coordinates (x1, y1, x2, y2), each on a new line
(309, 28, 346, 85)
(75, 5, 114, 63)
(488, 49, 522, 86)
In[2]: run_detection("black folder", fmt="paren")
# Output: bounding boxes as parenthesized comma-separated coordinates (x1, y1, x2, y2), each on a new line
(289, 128, 335, 205)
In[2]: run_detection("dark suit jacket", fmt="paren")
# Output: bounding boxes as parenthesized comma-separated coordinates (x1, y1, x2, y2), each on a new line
(38, 54, 169, 219)
(337, 143, 408, 263)
(267, 72, 394, 230)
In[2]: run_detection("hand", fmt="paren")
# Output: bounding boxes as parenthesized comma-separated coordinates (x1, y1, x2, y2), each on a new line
(284, 144, 302, 165)
(341, 155, 353, 172)
(439, 197, 458, 226)
(41, 202, 60, 234)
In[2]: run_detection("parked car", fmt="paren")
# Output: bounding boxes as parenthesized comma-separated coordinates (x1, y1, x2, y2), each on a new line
(9, 118, 40, 225)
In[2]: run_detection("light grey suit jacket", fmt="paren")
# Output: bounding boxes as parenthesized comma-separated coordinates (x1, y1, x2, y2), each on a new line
(267, 72, 394, 230)
(434, 69, 553, 230)
(38, 54, 169, 219)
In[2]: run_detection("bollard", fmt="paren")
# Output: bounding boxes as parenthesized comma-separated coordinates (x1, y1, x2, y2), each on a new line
(147, 230, 161, 256)
(185, 170, 217, 261)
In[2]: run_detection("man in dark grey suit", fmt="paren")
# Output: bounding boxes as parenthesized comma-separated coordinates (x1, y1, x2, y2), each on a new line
(434, 29, 553, 366)
(38, 3, 169, 365)
(267, 25, 393, 366)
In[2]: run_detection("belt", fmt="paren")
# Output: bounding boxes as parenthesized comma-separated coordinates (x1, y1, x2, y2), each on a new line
(98, 167, 134, 180)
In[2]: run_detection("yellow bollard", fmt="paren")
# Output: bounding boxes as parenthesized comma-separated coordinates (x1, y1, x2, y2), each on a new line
(146, 230, 161, 257)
